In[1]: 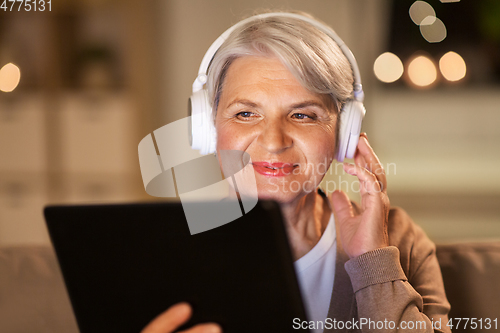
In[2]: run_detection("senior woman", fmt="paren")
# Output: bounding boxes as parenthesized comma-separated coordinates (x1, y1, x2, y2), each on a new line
(142, 12, 450, 333)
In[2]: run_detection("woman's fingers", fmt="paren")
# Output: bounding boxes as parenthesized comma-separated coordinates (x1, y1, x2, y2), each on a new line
(330, 190, 355, 222)
(353, 139, 368, 171)
(141, 303, 222, 333)
(141, 302, 192, 333)
(355, 133, 387, 192)
(335, 134, 390, 258)
(343, 163, 381, 194)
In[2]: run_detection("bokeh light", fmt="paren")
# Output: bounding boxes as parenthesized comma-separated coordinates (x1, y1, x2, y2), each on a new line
(0, 63, 21, 92)
(420, 17, 447, 43)
(373, 52, 404, 83)
(407, 55, 437, 87)
(409, 1, 436, 25)
(439, 51, 466, 82)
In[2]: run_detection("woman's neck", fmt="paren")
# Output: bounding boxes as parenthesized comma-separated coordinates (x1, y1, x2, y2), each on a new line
(279, 189, 332, 261)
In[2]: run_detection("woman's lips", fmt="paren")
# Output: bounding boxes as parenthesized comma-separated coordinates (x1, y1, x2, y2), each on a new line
(251, 162, 298, 177)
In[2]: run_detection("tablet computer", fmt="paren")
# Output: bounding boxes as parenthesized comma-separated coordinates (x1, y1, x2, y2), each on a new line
(44, 200, 310, 333)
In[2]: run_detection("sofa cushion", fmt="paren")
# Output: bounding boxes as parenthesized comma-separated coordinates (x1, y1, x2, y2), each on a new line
(0, 246, 79, 333)
(436, 241, 500, 330)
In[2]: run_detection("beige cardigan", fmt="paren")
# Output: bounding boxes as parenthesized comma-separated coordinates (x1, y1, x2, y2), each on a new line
(324, 207, 451, 333)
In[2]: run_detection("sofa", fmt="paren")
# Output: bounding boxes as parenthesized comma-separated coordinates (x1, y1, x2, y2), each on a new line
(1, 242, 499, 333)
(436, 242, 500, 331)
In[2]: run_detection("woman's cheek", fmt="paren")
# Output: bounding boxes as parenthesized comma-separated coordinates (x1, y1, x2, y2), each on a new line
(309, 137, 336, 176)
(216, 122, 241, 151)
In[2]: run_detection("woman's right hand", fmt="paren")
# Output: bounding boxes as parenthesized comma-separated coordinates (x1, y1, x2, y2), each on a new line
(141, 302, 222, 333)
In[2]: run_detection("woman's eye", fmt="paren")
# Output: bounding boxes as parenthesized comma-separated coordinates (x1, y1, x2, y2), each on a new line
(291, 113, 314, 120)
(235, 111, 256, 120)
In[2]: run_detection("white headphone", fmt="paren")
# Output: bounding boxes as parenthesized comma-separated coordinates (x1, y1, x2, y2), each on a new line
(189, 12, 366, 162)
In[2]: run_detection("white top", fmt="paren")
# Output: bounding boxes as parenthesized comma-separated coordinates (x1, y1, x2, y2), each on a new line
(294, 213, 336, 333)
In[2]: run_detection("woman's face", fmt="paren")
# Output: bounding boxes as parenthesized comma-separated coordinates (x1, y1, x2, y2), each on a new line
(215, 56, 337, 204)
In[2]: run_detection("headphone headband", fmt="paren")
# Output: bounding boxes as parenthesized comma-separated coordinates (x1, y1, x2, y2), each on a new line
(192, 12, 364, 102)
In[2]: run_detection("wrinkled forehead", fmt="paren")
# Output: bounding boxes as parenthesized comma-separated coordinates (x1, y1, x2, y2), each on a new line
(216, 55, 339, 115)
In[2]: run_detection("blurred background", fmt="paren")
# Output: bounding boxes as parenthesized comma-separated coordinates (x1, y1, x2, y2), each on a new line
(1, 0, 499, 246)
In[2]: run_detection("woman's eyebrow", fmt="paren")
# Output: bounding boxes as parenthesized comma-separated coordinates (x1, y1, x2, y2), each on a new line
(225, 99, 327, 111)
(226, 99, 259, 109)
(289, 101, 327, 110)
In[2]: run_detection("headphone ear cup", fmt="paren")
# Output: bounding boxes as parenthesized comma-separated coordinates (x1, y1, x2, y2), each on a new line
(189, 89, 217, 155)
(336, 100, 366, 162)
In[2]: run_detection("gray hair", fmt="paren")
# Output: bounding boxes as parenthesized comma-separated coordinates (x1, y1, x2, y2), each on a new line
(207, 12, 354, 116)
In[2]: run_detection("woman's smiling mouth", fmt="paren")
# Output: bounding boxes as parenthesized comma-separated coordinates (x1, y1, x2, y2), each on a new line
(251, 162, 299, 177)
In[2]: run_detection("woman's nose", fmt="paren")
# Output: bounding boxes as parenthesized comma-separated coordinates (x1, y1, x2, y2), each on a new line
(256, 119, 292, 154)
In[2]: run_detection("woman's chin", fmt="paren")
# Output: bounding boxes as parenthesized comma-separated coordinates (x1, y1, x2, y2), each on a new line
(252, 178, 318, 204)
(255, 188, 309, 205)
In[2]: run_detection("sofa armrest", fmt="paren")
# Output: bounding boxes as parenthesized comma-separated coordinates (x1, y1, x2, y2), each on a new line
(0, 245, 79, 333)
(436, 241, 500, 328)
